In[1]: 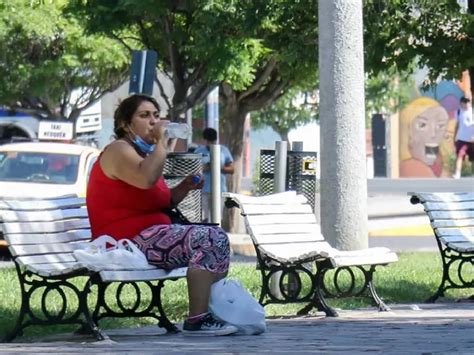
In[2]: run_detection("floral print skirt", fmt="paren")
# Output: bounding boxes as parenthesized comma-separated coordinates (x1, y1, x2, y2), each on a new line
(132, 224, 230, 274)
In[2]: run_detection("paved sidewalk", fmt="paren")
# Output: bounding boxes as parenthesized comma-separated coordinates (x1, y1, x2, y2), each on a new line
(2, 303, 474, 353)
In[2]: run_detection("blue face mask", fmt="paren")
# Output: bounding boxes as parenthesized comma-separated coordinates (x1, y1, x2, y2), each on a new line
(132, 135, 155, 154)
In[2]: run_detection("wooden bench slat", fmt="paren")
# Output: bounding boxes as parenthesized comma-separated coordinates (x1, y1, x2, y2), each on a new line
(432, 219, 474, 228)
(436, 227, 474, 237)
(444, 241, 474, 253)
(17, 253, 77, 266)
(242, 204, 314, 215)
(251, 233, 325, 245)
(428, 210, 474, 220)
(99, 267, 188, 282)
(0, 197, 86, 211)
(258, 242, 334, 264)
(6, 230, 91, 245)
(27, 261, 88, 277)
(226, 191, 304, 205)
(3, 219, 90, 234)
(1, 208, 88, 222)
(331, 250, 399, 268)
(10, 241, 87, 257)
(439, 235, 474, 244)
(250, 223, 322, 236)
(246, 213, 317, 225)
(259, 241, 398, 267)
(411, 192, 474, 203)
(423, 201, 474, 211)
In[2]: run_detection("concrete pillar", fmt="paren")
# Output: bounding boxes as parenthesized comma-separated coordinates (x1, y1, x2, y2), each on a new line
(319, 0, 368, 250)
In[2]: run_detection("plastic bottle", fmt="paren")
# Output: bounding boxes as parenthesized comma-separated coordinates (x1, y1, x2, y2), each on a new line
(165, 123, 191, 139)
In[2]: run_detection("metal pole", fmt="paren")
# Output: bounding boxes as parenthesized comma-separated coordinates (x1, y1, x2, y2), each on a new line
(273, 141, 287, 193)
(213, 87, 220, 141)
(205, 86, 219, 137)
(271, 141, 288, 299)
(210, 144, 221, 225)
(287, 141, 304, 296)
(185, 108, 192, 150)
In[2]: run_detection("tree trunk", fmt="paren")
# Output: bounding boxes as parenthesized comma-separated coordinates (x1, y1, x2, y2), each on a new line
(278, 127, 290, 142)
(220, 88, 248, 233)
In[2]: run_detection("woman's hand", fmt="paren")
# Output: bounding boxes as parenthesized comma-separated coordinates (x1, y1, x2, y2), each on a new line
(151, 120, 169, 149)
(170, 174, 204, 206)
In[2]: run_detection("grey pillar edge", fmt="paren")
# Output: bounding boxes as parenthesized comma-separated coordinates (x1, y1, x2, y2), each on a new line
(271, 140, 288, 299)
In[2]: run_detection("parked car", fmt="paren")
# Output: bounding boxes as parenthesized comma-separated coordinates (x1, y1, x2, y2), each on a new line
(0, 142, 100, 199)
(0, 142, 100, 251)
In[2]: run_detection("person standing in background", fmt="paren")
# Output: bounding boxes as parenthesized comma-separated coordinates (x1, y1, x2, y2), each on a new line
(453, 96, 474, 179)
(194, 128, 234, 223)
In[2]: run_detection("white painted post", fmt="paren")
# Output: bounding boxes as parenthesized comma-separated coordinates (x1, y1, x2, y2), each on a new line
(210, 144, 222, 225)
(270, 141, 288, 299)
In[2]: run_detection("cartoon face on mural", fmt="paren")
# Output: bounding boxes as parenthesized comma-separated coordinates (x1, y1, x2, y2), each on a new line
(399, 97, 450, 177)
(408, 105, 449, 166)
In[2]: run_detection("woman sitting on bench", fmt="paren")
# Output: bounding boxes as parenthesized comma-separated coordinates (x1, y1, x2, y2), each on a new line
(86, 94, 237, 336)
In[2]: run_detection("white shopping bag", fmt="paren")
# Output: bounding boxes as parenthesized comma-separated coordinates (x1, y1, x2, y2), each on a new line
(209, 278, 266, 335)
(73, 235, 153, 271)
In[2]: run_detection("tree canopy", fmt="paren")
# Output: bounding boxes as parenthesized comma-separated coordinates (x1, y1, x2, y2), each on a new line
(68, 0, 318, 119)
(364, 0, 474, 91)
(0, 0, 129, 121)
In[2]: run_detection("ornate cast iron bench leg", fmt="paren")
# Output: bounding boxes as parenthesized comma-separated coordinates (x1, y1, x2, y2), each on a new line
(90, 275, 180, 334)
(318, 264, 390, 313)
(297, 261, 339, 317)
(5, 265, 106, 342)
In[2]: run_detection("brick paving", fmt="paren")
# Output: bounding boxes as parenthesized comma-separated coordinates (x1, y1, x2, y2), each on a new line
(2, 303, 474, 354)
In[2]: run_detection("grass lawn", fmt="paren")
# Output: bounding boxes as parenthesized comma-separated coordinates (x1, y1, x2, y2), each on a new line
(0, 251, 472, 341)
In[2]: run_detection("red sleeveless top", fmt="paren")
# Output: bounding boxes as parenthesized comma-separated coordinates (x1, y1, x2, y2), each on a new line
(86, 156, 172, 240)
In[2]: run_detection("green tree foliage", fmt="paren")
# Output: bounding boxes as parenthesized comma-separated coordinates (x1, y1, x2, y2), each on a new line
(365, 70, 415, 126)
(68, 1, 318, 119)
(0, 0, 129, 121)
(68, 0, 275, 117)
(364, 0, 474, 92)
(251, 88, 318, 141)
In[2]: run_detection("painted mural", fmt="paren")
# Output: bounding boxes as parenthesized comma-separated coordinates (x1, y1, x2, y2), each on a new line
(399, 80, 464, 177)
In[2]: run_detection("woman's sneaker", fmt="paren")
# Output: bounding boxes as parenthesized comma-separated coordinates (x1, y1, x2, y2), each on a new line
(183, 313, 238, 336)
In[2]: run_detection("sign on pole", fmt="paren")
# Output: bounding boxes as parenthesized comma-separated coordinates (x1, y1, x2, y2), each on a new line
(129, 50, 158, 95)
(38, 121, 74, 141)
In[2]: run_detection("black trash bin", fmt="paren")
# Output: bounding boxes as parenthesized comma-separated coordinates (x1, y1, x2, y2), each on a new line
(259, 149, 318, 211)
(163, 153, 203, 223)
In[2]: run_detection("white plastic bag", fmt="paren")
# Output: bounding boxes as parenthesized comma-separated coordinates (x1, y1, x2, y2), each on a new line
(73, 235, 153, 271)
(209, 278, 266, 335)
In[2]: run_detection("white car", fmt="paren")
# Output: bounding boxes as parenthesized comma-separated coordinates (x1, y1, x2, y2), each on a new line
(0, 142, 100, 199)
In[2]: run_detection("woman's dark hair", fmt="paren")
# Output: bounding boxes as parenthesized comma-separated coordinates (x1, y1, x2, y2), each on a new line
(113, 94, 161, 138)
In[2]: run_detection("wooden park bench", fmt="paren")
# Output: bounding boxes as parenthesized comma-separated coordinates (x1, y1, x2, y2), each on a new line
(224, 191, 398, 317)
(409, 192, 474, 302)
(0, 196, 187, 342)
